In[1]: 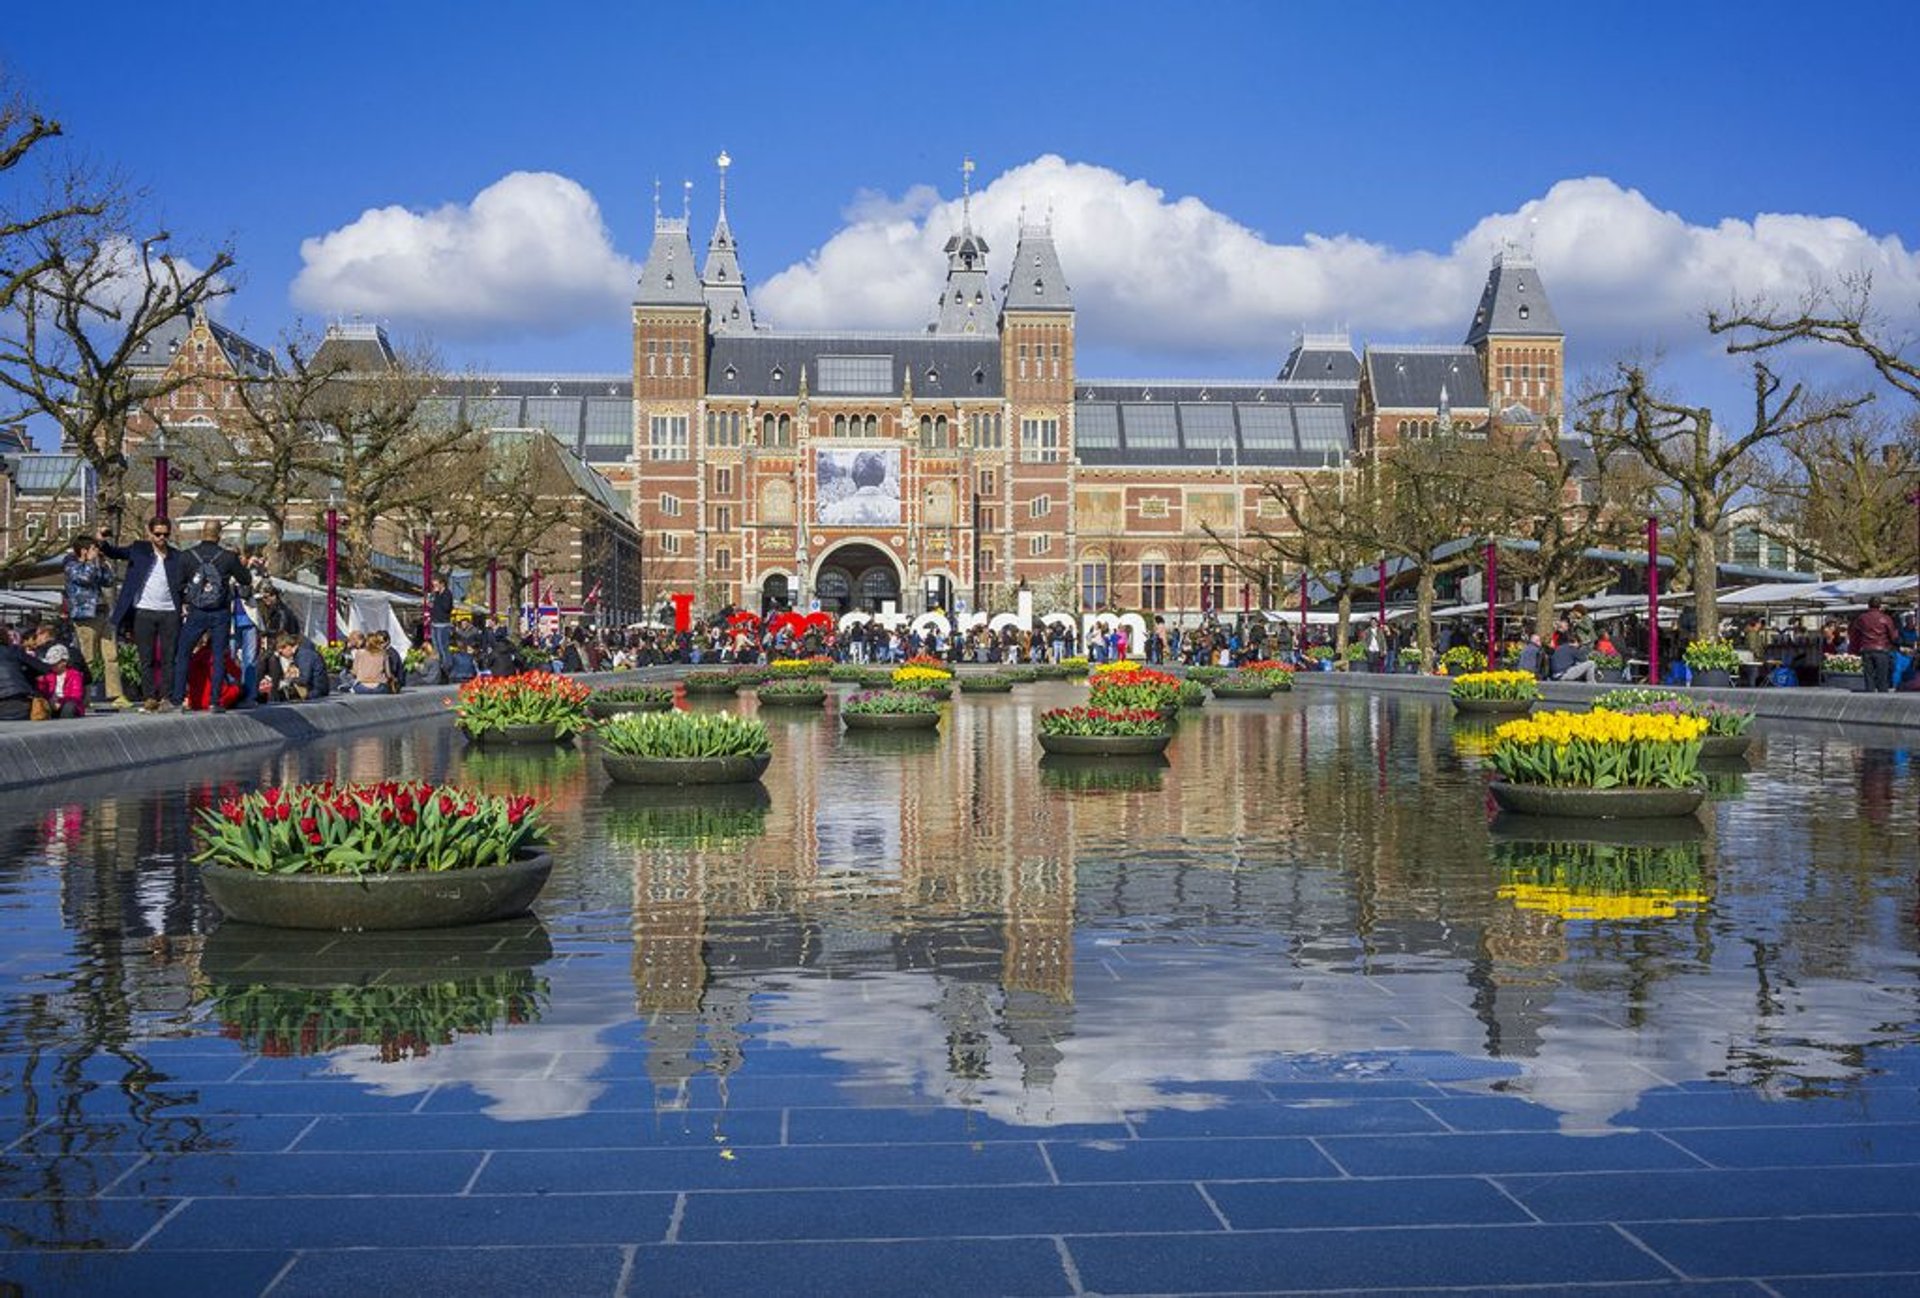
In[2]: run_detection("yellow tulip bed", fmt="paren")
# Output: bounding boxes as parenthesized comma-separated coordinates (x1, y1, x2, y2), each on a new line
(1489, 709, 1708, 789)
(1449, 670, 1542, 701)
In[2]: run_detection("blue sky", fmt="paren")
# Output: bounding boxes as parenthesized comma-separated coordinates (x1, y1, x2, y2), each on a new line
(9, 0, 1919, 416)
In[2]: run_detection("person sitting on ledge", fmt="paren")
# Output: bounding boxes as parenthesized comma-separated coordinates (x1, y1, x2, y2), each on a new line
(347, 632, 394, 694)
(265, 633, 329, 702)
(183, 635, 246, 712)
(33, 645, 88, 718)
(1549, 637, 1597, 683)
(0, 628, 53, 721)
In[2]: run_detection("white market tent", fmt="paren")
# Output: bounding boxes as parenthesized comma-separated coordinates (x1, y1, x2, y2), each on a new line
(1718, 575, 1918, 608)
(260, 579, 414, 653)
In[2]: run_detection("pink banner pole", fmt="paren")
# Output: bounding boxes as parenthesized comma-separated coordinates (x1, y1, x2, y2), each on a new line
(1647, 516, 1661, 685)
(1484, 541, 1497, 666)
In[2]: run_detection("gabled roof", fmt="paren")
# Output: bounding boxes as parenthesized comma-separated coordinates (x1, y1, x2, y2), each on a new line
(1278, 333, 1361, 383)
(636, 217, 704, 307)
(1464, 252, 1561, 344)
(311, 321, 397, 374)
(1001, 221, 1072, 314)
(133, 312, 278, 379)
(705, 334, 1003, 400)
(1363, 345, 1488, 410)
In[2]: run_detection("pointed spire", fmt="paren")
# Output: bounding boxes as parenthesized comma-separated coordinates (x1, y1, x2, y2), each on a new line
(1001, 215, 1073, 316)
(933, 155, 995, 334)
(1438, 383, 1452, 427)
(636, 174, 700, 307)
(702, 149, 754, 333)
(1465, 249, 1561, 345)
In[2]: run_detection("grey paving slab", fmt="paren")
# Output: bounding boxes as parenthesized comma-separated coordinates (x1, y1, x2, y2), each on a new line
(1663, 1121, 1920, 1168)
(1321, 1130, 1707, 1176)
(0, 1196, 175, 1249)
(625, 1238, 1074, 1297)
(1044, 1135, 1341, 1182)
(784, 1105, 1129, 1145)
(292, 1107, 784, 1151)
(677, 1182, 1220, 1242)
(1628, 1216, 1920, 1279)
(1065, 1222, 1676, 1293)
(477, 1141, 1052, 1194)
(272, 1245, 628, 1298)
(0, 1248, 291, 1297)
(100, 1149, 486, 1198)
(145, 1191, 677, 1250)
(1498, 1165, 1920, 1223)
(1127, 1096, 1444, 1139)
(1771, 1277, 1920, 1296)
(1205, 1175, 1534, 1229)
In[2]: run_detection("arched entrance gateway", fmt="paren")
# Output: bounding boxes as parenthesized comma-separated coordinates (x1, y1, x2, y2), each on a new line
(812, 542, 903, 615)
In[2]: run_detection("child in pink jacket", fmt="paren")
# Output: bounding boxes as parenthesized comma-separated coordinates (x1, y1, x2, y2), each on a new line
(34, 644, 88, 718)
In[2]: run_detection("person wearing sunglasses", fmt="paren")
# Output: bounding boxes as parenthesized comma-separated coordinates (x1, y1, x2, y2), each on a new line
(97, 518, 191, 712)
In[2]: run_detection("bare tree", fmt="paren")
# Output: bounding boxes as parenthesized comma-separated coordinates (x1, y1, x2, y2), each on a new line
(1578, 360, 1870, 635)
(397, 429, 578, 605)
(1710, 274, 1919, 402)
(1218, 468, 1378, 655)
(1756, 408, 1919, 576)
(171, 330, 346, 572)
(0, 86, 235, 532)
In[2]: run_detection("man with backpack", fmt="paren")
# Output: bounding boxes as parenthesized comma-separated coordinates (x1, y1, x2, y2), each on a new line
(172, 522, 251, 713)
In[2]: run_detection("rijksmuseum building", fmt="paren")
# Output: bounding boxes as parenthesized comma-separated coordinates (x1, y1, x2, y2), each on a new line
(467, 159, 1565, 621)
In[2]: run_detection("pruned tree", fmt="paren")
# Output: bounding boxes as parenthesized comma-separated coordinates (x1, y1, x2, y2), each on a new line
(397, 429, 579, 611)
(1710, 274, 1919, 403)
(1577, 360, 1870, 635)
(311, 344, 470, 586)
(0, 87, 234, 532)
(1755, 408, 1919, 576)
(171, 329, 345, 573)
(1216, 466, 1379, 656)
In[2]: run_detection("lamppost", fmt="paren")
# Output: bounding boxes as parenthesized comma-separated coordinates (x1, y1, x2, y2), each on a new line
(1647, 515, 1661, 686)
(152, 423, 171, 521)
(1377, 557, 1388, 673)
(325, 488, 341, 643)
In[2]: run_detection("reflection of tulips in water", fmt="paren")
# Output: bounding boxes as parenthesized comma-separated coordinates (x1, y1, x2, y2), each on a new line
(1697, 758, 1751, 801)
(1451, 719, 1502, 758)
(604, 784, 772, 849)
(200, 921, 551, 1063)
(1039, 753, 1169, 793)
(457, 746, 591, 814)
(1492, 832, 1710, 922)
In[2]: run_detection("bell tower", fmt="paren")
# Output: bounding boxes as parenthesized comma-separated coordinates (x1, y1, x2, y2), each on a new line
(1466, 249, 1564, 429)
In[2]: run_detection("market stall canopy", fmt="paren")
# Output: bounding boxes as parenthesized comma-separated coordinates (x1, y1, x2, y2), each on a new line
(1718, 575, 1918, 607)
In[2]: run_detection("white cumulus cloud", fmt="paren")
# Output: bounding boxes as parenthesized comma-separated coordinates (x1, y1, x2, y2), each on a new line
(755, 155, 1920, 373)
(290, 171, 640, 338)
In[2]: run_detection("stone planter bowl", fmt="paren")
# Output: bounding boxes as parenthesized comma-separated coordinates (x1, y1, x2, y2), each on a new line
(1451, 697, 1537, 717)
(755, 690, 827, 708)
(680, 678, 743, 695)
(1688, 668, 1734, 688)
(1699, 734, 1754, 760)
(1210, 682, 1276, 700)
(199, 850, 554, 931)
(601, 752, 771, 786)
(1037, 732, 1173, 757)
(587, 696, 673, 721)
(1488, 782, 1704, 820)
(1822, 672, 1866, 692)
(959, 678, 1014, 693)
(843, 711, 941, 731)
(462, 722, 567, 746)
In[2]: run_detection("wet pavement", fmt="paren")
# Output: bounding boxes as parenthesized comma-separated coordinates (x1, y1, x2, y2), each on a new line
(0, 684, 1916, 1295)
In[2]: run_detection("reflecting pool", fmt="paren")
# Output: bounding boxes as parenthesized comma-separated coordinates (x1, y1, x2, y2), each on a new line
(2, 684, 1918, 1295)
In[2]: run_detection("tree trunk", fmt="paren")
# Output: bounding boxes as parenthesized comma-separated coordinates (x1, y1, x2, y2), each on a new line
(1335, 588, 1352, 656)
(1691, 522, 1719, 641)
(1415, 567, 1436, 670)
(1533, 573, 1561, 641)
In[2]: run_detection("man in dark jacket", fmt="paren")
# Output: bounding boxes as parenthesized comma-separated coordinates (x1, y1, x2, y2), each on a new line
(266, 633, 330, 701)
(0, 629, 53, 721)
(1851, 596, 1900, 694)
(98, 518, 190, 710)
(172, 522, 252, 713)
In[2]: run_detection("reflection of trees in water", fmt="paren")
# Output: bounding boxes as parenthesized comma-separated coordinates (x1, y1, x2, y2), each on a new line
(0, 806, 222, 1248)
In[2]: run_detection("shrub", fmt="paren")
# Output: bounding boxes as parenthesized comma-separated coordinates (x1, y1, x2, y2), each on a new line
(1449, 670, 1542, 702)
(451, 672, 592, 737)
(1439, 646, 1487, 673)
(194, 781, 543, 875)
(1343, 642, 1370, 662)
(843, 689, 940, 715)
(1682, 638, 1740, 672)
(1488, 709, 1707, 789)
(1037, 706, 1170, 737)
(599, 711, 770, 759)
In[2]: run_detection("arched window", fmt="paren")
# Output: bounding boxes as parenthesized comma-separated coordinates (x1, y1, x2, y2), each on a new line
(834, 414, 848, 437)
(863, 414, 878, 436)
(1079, 553, 1110, 610)
(762, 413, 776, 444)
(935, 414, 949, 448)
(777, 414, 792, 444)
(919, 415, 932, 443)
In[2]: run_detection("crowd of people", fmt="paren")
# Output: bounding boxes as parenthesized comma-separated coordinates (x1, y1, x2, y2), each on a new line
(3, 524, 1917, 722)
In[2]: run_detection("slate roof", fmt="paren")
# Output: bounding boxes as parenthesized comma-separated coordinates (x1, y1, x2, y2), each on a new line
(1464, 253, 1561, 345)
(1073, 381, 1355, 469)
(636, 218, 704, 307)
(1362, 346, 1488, 410)
(413, 374, 635, 464)
(1278, 336, 1361, 383)
(4, 453, 94, 497)
(133, 313, 278, 379)
(311, 322, 397, 374)
(705, 335, 1004, 400)
(1001, 222, 1072, 313)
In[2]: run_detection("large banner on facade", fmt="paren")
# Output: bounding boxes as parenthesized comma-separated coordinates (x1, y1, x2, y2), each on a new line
(815, 446, 901, 527)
